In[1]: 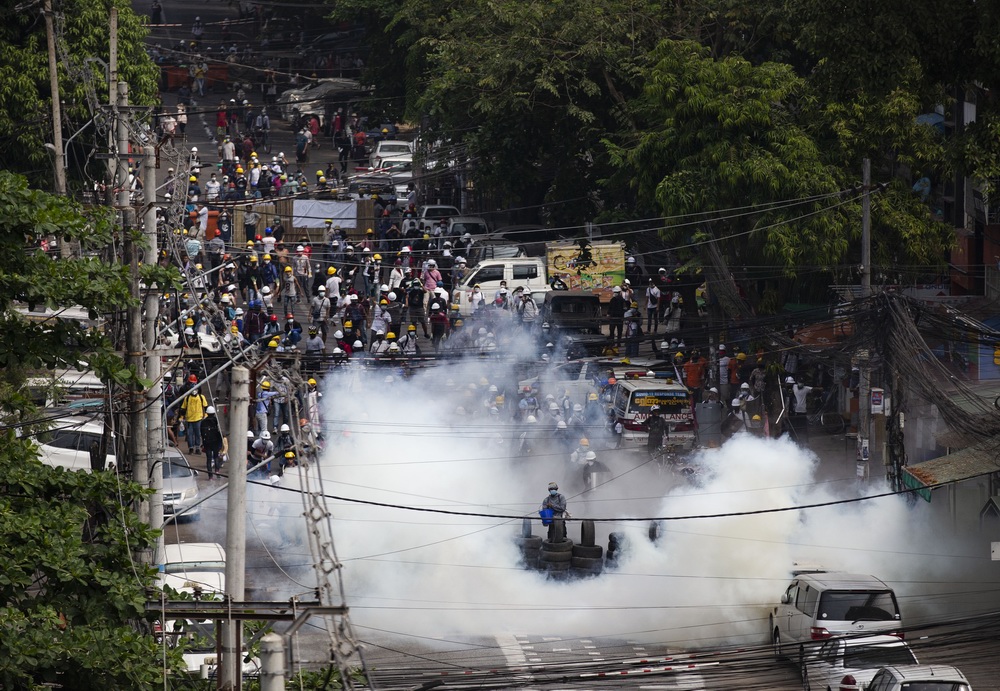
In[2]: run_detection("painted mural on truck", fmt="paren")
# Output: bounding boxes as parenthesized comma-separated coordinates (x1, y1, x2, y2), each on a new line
(546, 242, 625, 300)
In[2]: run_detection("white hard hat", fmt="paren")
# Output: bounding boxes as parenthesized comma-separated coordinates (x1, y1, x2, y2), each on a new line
(387, 291, 397, 301)
(785, 376, 796, 384)
(333, 330, 344, 339)
(318, 285, 326, 292)
(353, 340, 363, 348)
(709, 387, 719, 393)
(585, 451, 597, 461)
(280, 424, 290, 432)
(247, 430, 256, 439)
(206, 406, 216, 415)
(261, 431, 271, 440)
(573, 403, 582, 412)
(741, 382, 750, 390)
(526, 415, 537, 423)
(556, 420, 567, 429)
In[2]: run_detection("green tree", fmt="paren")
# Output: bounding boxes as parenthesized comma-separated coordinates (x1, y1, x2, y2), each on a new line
(0, 0, 158, 191)
(0, 171, 175, 688)
(605, 40, 951, 304)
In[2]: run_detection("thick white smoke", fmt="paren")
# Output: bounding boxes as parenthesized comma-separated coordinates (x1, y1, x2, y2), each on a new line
(259, 362, 1000, 648)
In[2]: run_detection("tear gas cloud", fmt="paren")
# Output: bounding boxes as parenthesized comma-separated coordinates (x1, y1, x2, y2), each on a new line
(257, 357, 1000, 648)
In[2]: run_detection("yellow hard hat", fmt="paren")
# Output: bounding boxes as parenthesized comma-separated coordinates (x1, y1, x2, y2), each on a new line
(386, 331, 396, 339)
(284, 451, 295, 458)
(319, 176, 326, 183)
(261, 380, 272, 388)
(454, 319, 463, 326)
(327, 266, 336, 275)
(236, 167, 244, 174)
(588, 392, 598, 401)
(307, 378, 317, 386)
(380, 299, 388, 305)
(185, 317, 194, 326)
(373, 254, 381, 260)
(263, 254, 271, 260)
(284, 265, 292, 272)
(246, 240, 254, 246)
(366, 228, 374, 234)
(249, 255, 258, 262)
(325, 219, 332, 224)
(316, 170, 324, 176)
(189, 175, 197, 182)
(580, 438, 590, 446)
(268, 339, 279, 348)
(407, 324, 416, 331)
(344, 320, 352, 328)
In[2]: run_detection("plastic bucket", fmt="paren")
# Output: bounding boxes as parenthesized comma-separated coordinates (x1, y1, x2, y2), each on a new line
(539, 508, 554, 526)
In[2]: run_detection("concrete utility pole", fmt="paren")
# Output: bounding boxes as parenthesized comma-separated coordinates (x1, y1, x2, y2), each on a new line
(142, 145, 164, 563)
(222, 366, 250, 690)
(107, 7, 118, 189)
(857, 158, 872, 485)
(260, 634, 285, 691)
(42, 0, 66, 196)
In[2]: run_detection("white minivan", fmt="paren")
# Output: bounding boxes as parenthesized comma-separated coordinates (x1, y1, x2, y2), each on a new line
(770, 569, 903, 664)
(458, 258, 548, 315)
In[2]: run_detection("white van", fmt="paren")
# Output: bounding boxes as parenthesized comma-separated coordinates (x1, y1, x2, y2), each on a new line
(36, 416, 116, 472)
(159, 542, 227, 595)
(610, 376, 694, 447)
(457, 258, 548, 315)
(770, 570, 903, 663)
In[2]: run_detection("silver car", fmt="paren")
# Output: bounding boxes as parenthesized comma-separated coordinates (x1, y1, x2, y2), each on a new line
(163, 449, 200, 522)
(804, 635, 916, 691)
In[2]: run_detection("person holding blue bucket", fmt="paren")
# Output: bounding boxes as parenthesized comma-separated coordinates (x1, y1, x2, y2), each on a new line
(540, 481, 568, 542)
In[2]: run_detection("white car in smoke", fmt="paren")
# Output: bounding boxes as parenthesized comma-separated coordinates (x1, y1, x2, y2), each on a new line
(159, 542, 226, 595)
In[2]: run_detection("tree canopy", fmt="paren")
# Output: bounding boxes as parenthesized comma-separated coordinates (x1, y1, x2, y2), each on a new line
(337, 0, 986, 289)
(0, 171, 172, 688)
(0, 0, 158, 192)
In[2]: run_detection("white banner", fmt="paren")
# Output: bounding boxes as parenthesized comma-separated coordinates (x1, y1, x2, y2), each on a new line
(293, 200, 357, 229)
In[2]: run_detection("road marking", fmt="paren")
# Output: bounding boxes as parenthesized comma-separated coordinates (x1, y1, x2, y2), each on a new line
(552, 647, 572, 652)
(495, 633, 528, 669)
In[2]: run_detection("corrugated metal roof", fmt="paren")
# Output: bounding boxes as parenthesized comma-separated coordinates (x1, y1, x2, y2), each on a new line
(902, 443, 1000, 489)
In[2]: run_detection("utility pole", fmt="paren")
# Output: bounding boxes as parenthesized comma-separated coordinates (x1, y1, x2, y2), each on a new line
(43, 0, 70, 258)
(857, 158, 872, 486)
(43, 0, 67, 198)
(120, 80, 149, 536)
(107, 7, 118, 191)
(222, 366, 250, 690)
(142, 145, 164, 563)
(260, 634, 286, 691)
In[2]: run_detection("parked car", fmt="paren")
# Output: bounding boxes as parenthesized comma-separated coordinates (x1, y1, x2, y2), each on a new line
(419, 204, 461, 227)
(368, 139, 413, 168)
(865, 664, 971, 691)
(277, 78, 361, 121)
(804, 635, 918, 691)
(37, 416, 116, 472)
(159, 542, 226, 595)
(519, 356, 672, 406)
(446, 215, 490, 238)
(163, 449, 201, 522)
(771, 569, 903, 664)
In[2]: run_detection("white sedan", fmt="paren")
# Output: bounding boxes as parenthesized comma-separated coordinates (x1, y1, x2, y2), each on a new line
(804, 635, 917, 691)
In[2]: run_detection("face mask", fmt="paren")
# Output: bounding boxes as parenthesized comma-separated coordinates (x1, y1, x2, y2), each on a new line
(549, 489, 558, 496)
